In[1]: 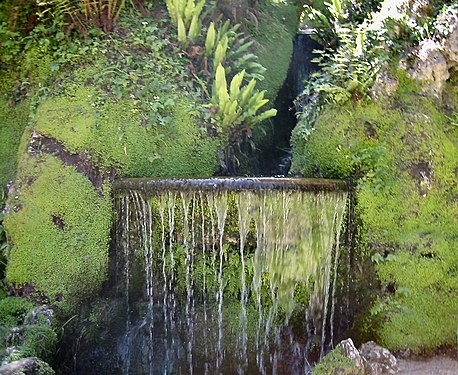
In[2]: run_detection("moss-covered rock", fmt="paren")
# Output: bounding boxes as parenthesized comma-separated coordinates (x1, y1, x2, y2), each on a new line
(5, 155, 112, 308)
(312, 347, 363, 375)
(291, 71, 458, 352)
(0, 100, 30, 188)
(252, 1, 298, 102)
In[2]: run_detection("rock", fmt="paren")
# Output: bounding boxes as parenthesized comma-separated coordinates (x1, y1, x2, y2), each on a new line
(436, 5, 458, 70)
(6, 328, 22, 346)
(312, 342, 364, 375)
(23, 305, 53, 326)
(360, 341, 398, 375)
(2, 346, 20, 363)
(337, 338, 365, 371)
(370, 69, 399, 100)
(0, 357, 55, 375)
(405, 40, 449, 101)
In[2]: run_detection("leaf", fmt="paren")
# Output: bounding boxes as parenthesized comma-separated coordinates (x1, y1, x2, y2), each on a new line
(177, 16, 187, 46)
(188, 14, 201, 41)
(253, 108, 277, 123)
(215, 64, 229, 105)
(239, 79, 256, 108)
(205, 22, 216, 55)
(184, 0, 195, 25)
(193, 0, 205, 18)
(213, 37, 228, 69)
(229, 70, 245, 100)
(166, 0, 177, 24)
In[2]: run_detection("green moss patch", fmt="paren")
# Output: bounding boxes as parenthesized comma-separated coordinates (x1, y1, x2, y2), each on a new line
(252, 2, 298, 102)
(5, 155, 112, 309)
(34, 85, 219, 178)
(312, 347, 363, 375)
(291, 84, 458, 352)
(0, 99, 30, 188)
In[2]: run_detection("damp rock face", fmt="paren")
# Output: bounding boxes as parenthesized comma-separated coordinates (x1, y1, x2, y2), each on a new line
(405, 39, 449, 101)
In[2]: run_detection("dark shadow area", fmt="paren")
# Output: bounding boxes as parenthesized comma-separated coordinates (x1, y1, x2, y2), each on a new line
(259, 33, 322, 176)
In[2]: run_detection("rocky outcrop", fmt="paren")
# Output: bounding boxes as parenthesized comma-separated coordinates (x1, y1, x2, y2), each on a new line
(435, 4, 458, 69)
(337, 339, 365, 372)
(401, 3, 458, 101)
(404, 40, 450, 101)
(321, 339, 398, 375)
(370, 1, 458, 102)
(0, 357, 54, 375)
(360, 341, 398, 375)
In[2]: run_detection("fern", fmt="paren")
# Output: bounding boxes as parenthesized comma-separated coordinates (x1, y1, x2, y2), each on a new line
(37, 0, 126, 32)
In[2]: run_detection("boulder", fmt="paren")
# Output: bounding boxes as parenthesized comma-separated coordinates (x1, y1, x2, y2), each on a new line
(0, 357, 54, 375)
(337, 338, 365, 371)
(436, 5, 458, 69)
(405, 40, 449, 101)
(360, 341, 398, 375)
(24, 305, 54, 326)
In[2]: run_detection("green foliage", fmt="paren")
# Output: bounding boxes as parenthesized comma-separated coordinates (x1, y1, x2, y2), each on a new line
(21, 324, 57, 361)
(165, 0, 205, 46)
(0, 99, 30, 188)
(0, 296, 56, 367)
(294, 23, 386, 141)
(37, 0, 127, 33)
(312, 346, 363, 375)
(0, 297, 33, 327)
(208, 64, 276, 141)
(0, 210, 7, 281)
(202, 20, 266, 82)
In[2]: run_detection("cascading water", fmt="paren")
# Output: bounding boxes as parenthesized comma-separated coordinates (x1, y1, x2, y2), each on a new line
(109, 177, 349, 374)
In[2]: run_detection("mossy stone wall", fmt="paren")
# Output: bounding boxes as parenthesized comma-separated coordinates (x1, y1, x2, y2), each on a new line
(291, 73, 458, 352)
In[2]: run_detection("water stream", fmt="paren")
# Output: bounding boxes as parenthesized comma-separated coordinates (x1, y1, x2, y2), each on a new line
(110, 177, 349, 374)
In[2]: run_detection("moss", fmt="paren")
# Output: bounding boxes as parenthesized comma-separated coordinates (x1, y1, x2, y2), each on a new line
(0, 99, 30, 188)
(0, 296, 34, 327)
(147, 101, 219, 177)
(5, 155, 112, 309)
(291, 101, 397, 180)
(252, 2, 298, 102)
(20, 47, 54, 88)
(4, 17, 220, 312)
(312, 347, 363, 375)
(292, 83, 458, 352)
(21, 324, 57, 362)
(34, 69, 218, 178)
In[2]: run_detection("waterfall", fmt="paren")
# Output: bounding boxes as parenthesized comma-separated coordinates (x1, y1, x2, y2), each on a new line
(113, 177, 348, 374)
